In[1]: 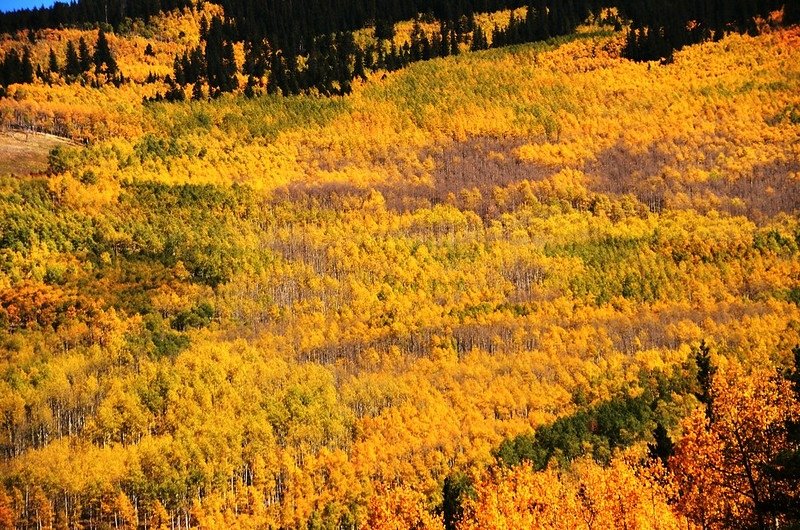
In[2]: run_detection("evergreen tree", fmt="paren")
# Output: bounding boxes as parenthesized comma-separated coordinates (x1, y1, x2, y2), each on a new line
(65, 40, 81, 77)
(410, 17, 426, 61)
(529, 0, 550, 41)
(441, 472, 474, 530)
(199, 15, 209, 40)
(353, 48, 367, 81)
(648, 423, 674, 466)
(439, 21, 451, 56)
(375, 17, 395, 41)
(243, 39, 269, 79)
(786, 1, 800, 25)
(192, 80, 204, 100)
(267, 51, 287, 95)
(21, 47, 34, 83)
(695, 340, 715, 420)
(1, 49, 22, 86)
(205, 16, 238, 94)
(470, 26, 488, 51)
(48, 47, 59, 75)
(93, 28, 118, 74)
(78, 37, 92, 72)
(221, 41, 238, 92)
(491, 23, 504, 47)
(450, 28, 459, 55)
(173, 54, 186, 85)
(243, 76, 256, 97)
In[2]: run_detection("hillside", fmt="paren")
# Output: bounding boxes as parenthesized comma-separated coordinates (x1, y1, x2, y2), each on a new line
(0, 2, 800, 530)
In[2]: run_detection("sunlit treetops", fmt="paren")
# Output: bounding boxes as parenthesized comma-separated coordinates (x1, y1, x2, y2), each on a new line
(0, 2, 798, 530)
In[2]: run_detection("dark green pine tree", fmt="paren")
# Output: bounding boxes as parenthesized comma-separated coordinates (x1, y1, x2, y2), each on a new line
(48, 47, 59, 75)
(205, 16, 238, 94)
(374, 17, 395, 41)
(529, 0, 550, 41)
(353, 48, 367, 81)
(243, 76, 256, 98)
(439, 21, 451, 56)
(192, 80, 204, 100)
(267, 52, 287, 95)
(491, 23, 505, 48)
(441, 472, 474, 530)
(328, 34, 348, 95)
(190, 46, 206, 83)
(65, 40, 81, 78)
(695, 340, 715, 420)
(199, 15, 209, 40)
(647, 423, 674, 466)
(221, 41, 238, 92)
(450, 28, 459, 55)
(410, 17, 425, 61)
(243, 39, 269, 80)
(78, 37, 92, 72)
(21, 47, 34, 83)
(470, 26, 488, 51)
(93, 29, 118, 74)
(1, 49, 22, 86)
(173, 54, 186, 85)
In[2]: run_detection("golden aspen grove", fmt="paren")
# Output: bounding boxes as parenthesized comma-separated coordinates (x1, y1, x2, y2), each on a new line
(0, 0, 799, 528)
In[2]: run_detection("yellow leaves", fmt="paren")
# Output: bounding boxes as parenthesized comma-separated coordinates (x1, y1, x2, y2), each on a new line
(671, 362, 800, 529)
(366, 484, 444, 530)
(9, 438, 129, 494)
(516, 141, 594, 167)
(461, 457, 680, 530)
(0, 10, 799, 530)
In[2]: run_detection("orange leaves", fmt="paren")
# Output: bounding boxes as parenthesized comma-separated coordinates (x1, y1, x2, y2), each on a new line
(670, 363, 800, 529)
(461, 458, 680, 530)
(366, 484, 444, 530)
(0, 280, 68, 330)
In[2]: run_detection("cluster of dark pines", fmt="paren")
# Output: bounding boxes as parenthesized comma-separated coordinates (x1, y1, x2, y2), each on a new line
(2, 1, 799, 98)
(0, 0, 192, 33)
(0, 47, 34, 87)
(150, 15, 239, 101)
(0, 29, 121, 88)
(263, 32, 365, 96)
(617, 0, 798, 60)
(490, 0, 596, 46)
(213, 0, 528, 52)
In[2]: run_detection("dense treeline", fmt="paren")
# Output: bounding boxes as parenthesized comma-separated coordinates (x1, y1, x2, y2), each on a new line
(3, 0, 798, 101)
(0, 29, 121, 90)
(617, 0, 791, 60)
(1, 0, 795, 63)
(0, 0, 533, 47)
(0, 0, 192, 33)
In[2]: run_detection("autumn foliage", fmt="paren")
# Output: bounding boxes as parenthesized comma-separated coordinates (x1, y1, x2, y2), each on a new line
(0, 2, 798, 529)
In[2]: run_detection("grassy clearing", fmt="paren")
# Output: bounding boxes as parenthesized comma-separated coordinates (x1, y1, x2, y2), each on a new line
(0, 131, 74, 176)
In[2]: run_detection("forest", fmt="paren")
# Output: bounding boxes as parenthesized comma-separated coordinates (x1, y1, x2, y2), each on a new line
(0, 0, 799, 529)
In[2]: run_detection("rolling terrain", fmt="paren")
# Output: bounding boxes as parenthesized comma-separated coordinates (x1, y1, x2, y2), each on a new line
(0, 2, 799, 529)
